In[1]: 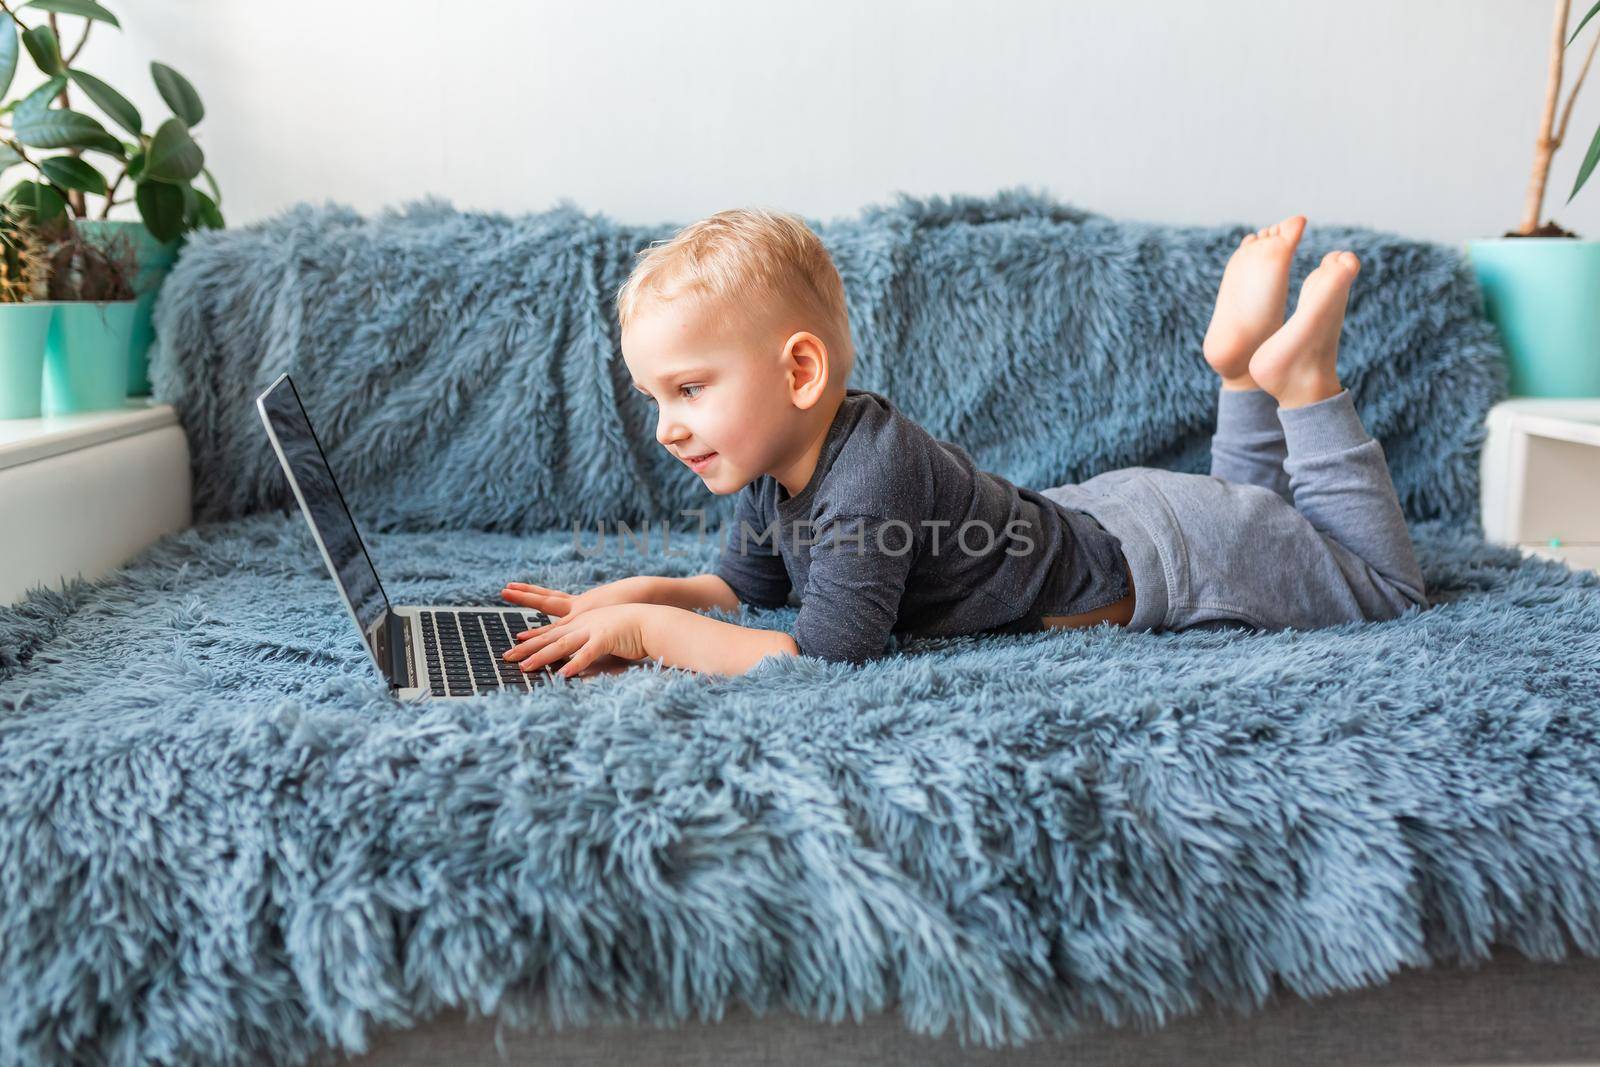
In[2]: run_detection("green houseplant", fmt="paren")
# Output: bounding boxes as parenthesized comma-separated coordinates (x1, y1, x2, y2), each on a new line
(1467, 0, 1600, 397)
(0, 0, 223, 398)
(0, 199, 52, 416)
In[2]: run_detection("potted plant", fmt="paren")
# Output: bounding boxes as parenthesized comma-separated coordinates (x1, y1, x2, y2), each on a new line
(0, 0, 224, 398)
(38, 212, 136, 413)
(0, 199, 51, 417)
(1467, 0, 1600, 398)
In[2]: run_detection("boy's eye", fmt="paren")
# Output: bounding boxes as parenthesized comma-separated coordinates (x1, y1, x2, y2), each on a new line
(680, 384, 703, 399)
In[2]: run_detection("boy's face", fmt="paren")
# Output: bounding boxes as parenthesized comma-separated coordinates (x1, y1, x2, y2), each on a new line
(621, 299, 819, 495)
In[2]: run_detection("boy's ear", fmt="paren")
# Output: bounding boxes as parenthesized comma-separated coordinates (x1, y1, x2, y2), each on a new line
(783, 331, 829, 410)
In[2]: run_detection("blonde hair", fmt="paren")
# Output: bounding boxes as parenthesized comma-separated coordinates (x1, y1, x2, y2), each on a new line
(615, 207, 854, 386)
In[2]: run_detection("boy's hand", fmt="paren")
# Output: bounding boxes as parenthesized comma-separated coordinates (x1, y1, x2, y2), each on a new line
(502, 603, 664, 679)
(500, 575, 660, 634)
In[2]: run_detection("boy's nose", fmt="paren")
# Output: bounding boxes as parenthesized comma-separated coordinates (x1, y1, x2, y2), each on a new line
(655, 411, 688, 447)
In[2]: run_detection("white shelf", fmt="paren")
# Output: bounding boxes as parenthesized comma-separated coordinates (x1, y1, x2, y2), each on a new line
(0, 398, 178, 471)
(1481, 398, 1600, 576)
(1, 399, 191, 606)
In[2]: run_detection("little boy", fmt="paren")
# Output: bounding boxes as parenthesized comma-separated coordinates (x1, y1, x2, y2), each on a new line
(501, 210, 1427, 679)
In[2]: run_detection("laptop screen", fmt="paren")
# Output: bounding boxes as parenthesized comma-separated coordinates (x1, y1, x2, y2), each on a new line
(256, 374, 394, 681)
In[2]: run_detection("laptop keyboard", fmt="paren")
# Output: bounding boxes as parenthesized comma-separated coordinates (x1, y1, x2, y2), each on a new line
(418, 610, 557, 697)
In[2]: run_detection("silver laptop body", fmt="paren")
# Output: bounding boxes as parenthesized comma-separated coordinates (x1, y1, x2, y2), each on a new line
(256, 373, 558, 700)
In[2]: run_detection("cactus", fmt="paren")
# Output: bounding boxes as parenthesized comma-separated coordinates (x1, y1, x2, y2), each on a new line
(0, 204, 51, 304)
(43, 222, 137, 302)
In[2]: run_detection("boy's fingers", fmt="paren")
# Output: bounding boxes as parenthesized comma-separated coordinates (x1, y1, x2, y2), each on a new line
(503, 583, 572, 603)
(508, 582, 565, 594)
(503, 623, 565, 660)
(557, 639, 603, 679)
(501, 589, 573, 613)
(523, 630, 586, 672)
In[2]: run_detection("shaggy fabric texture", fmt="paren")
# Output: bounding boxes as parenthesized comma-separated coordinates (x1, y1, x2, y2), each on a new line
(3, 518, 1600, 1067)
(3, 188, 1596, 1067)
(150, 187, 1502, 532)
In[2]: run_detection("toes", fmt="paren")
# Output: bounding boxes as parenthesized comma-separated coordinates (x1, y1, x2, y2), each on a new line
(1241, 233, 1258, 245)
(1317, 250, 1360, 275)
(1301, 251, 1361, 302)
(1255, 217, 1307, 245)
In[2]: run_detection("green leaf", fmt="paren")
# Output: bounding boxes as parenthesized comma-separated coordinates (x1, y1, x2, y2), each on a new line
(5, 178, 67, 221)
(142, 116, 202, 182)
(0, 14, 19, 102)
(200, 163, 219, 205)
(135, 177, 182, 242)
(67, 69, 142, 138)
(193, 187, 222, 228)
(15, 74, 66, 121)
(13, 106, 117, 152)
(80, 135, 125, 159)
(150, 61, 202, 126)
(22, 0, 122, 28)
(21, 24, 62, 76)
(39, 154, 105, 194)
(1568, 122, 1600, 203)
(125, 148, 143, 181)
(0, 143, 22, 172)
(1569, 0, 1600, 45)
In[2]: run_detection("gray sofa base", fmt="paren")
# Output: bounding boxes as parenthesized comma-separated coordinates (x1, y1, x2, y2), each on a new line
(328, 946, 1600, 1067)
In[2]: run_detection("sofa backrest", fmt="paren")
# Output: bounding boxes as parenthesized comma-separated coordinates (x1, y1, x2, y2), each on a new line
(151, 187, 1507, 534)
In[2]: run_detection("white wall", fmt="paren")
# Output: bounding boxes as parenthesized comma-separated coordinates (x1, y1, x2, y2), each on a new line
(27, 0, 1600, 245)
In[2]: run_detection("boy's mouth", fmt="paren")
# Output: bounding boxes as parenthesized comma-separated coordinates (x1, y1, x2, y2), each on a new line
(683, 451, 717, 471)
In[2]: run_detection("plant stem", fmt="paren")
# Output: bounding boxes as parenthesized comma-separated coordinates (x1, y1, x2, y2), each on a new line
(1554, 14, 1600, 146)
(45, 12, 87, 219)
(4, 137, 53, 183)
(63, 15, 88, 65)
(0, 0, 29, 33)
(99, 163, 127, 218)
(1521, 0, 1571, 234)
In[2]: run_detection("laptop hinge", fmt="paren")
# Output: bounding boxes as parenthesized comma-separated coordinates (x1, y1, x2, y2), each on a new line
(384, 611, 414, 690)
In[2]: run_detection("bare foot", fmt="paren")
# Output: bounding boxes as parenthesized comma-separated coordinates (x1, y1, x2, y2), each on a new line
(1203, 215, 1307, 391)
(1247, 250, 1360, 409)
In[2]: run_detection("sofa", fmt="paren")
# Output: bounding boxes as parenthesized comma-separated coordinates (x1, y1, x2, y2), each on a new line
(3, 187, 1599, 1067)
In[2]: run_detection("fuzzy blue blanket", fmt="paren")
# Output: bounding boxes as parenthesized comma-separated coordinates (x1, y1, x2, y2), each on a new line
(3, 189, 1598, 1067)
(150, 188, 1500, 532)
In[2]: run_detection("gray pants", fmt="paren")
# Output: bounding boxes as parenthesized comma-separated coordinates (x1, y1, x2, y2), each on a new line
(1039, 386, 1428, 632)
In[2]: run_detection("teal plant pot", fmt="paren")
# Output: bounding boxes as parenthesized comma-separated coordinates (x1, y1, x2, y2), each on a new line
(42, 300, 140, 415)
(1466, 238, 1600, 398)
(74, 220, 183, 398)
(0, 302, 56, 419)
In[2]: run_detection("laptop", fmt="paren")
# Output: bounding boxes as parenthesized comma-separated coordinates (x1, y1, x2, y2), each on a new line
(257, 372, 563, 699)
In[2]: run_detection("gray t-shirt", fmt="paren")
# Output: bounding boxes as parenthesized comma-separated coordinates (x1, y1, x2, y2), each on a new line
(714, 387, 1130, 663)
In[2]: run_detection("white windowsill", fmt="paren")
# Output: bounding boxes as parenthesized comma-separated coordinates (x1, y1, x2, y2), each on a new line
(0, 398, 178, 471)
(1, 398, 192, 606)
